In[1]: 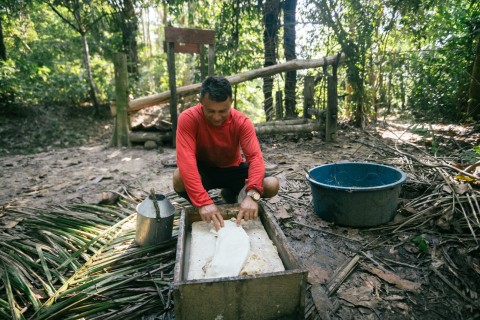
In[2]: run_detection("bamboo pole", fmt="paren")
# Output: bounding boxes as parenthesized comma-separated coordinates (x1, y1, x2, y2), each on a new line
(128, 53, 346, 112)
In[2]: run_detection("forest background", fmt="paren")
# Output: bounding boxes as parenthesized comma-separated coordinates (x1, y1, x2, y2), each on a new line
(1, 0, 479, 133)
(2, 1, 480, 319)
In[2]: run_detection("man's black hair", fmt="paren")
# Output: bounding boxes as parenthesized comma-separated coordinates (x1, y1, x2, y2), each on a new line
(200, 76, 233, 102)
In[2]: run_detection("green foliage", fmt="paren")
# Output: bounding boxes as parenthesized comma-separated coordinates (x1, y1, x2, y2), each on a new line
(0, 59, 17, 105)
(1, 0, 478, 124)
(459, 146, 480, 165)
(298, 0, 478, 124)
(411, 234, 429, 253)
(402, 0, 477, 122)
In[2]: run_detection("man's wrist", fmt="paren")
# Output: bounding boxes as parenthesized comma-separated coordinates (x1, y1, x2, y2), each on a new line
(246, 189, 261, 202)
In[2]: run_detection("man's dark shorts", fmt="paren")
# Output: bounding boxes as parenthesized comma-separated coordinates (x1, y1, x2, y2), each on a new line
(176, 162, 269, 204)
(198, 162, 250, 195)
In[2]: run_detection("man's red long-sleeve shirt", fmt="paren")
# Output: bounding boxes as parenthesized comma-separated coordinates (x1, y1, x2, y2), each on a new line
(176, 103, 265, 207)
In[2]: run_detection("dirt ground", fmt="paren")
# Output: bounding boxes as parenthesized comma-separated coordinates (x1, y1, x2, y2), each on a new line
(1, 105, 479, 319)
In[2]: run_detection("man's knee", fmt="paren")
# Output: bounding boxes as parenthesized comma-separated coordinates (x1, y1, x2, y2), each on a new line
(263, 176, 279, 198)
(173, 168, 185, 192)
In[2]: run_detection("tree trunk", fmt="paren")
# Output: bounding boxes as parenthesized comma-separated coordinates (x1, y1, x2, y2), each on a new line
(468, 34, 480, 120)
(263, 0, 280, 121)
(129, 53, 346, 112)
(120, 0, 139, 81)
(110, 53, 131, 147)
(283, 0, 297, 118)
(80, 32, 100, 113)
(0, 17, 6, 61)
(0, 16, 12, 106)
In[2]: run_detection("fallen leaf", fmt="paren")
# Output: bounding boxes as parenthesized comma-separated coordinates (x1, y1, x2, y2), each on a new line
(90, 176, 104, 184)
(455, 175, 475, 183)
(290, 192, 304, 199)
(274, 207, 292, 220)
(442, 185, 452, 194)
(304, 263, 329, 284)
(4, 218, 23, 228)
(401, 206, 417, 216)
(338, 285, 381, 309)
(268, 195, 281, 204)
(383, 295, 405, 301)
(395, 302, 410, 311)
(452, 183, 469, 195)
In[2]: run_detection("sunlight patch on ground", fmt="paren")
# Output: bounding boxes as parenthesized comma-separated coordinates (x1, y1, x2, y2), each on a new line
(375, 115, 477, 145)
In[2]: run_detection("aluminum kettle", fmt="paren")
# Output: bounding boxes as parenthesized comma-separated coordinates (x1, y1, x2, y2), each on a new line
(135, 193, 175, 246)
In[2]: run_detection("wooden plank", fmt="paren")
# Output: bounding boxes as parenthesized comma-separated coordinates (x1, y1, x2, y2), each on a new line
(165, 27, 215, 45)
(259, 206, 302, 270)
(163, 42, 201, 54)
(174, 273, 305, 320)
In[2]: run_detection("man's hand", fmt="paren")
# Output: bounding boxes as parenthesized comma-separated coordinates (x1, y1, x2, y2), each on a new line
(236, 196, 259, 225)
(199, 204, 224, 231)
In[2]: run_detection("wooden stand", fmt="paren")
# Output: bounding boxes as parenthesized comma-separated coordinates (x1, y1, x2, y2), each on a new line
(165, 27, 215, 147)
(173, 204, 307, 320)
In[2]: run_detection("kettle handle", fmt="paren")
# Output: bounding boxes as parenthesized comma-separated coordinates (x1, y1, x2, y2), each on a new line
(150, 189, 161, 221)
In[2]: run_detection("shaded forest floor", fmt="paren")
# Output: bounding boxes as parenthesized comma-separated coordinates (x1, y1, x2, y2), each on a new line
(1, 104, 480, 319)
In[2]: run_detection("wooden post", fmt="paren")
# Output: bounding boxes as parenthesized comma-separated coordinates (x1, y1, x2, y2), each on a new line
(326, 74, 338, 142)
(208, 44, 215, 76)
(303, 76, 314, 119)
(110, 53, 131, 147)
(167, 42, 177, 147)
(275, 91, 283, 120)
(200, 45, 206, 80)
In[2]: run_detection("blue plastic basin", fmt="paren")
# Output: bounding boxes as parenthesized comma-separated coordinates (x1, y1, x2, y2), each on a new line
(307, 162, 407, 227)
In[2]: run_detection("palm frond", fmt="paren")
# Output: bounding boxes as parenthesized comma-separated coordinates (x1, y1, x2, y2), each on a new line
(0, 190, 183, 319)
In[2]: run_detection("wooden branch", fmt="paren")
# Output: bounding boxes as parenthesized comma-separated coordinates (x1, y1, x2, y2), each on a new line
(430, 266, 480, 307)
(129, 131, 173, 143)
(326, 255, 360, 295)
(255, 122, 324, 135)
(358, 138, 480, 180)
(307, 108, 326, 118)
(465, 160, 480, 175)
(361, 262, 421, 292)
(128, 53, 346, 112)
(255, 118, 317, 127)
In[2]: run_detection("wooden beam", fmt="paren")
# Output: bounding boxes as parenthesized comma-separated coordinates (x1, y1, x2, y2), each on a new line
(128, 53, 346, 112)
(255, 121, 323, 135)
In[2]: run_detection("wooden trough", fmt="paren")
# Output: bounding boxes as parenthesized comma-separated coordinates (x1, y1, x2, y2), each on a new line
(173, 204, 308, 320)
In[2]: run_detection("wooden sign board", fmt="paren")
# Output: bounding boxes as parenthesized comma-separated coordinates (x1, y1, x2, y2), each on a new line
(163, 42, 201, 54)
(165, 27, 215, 46)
